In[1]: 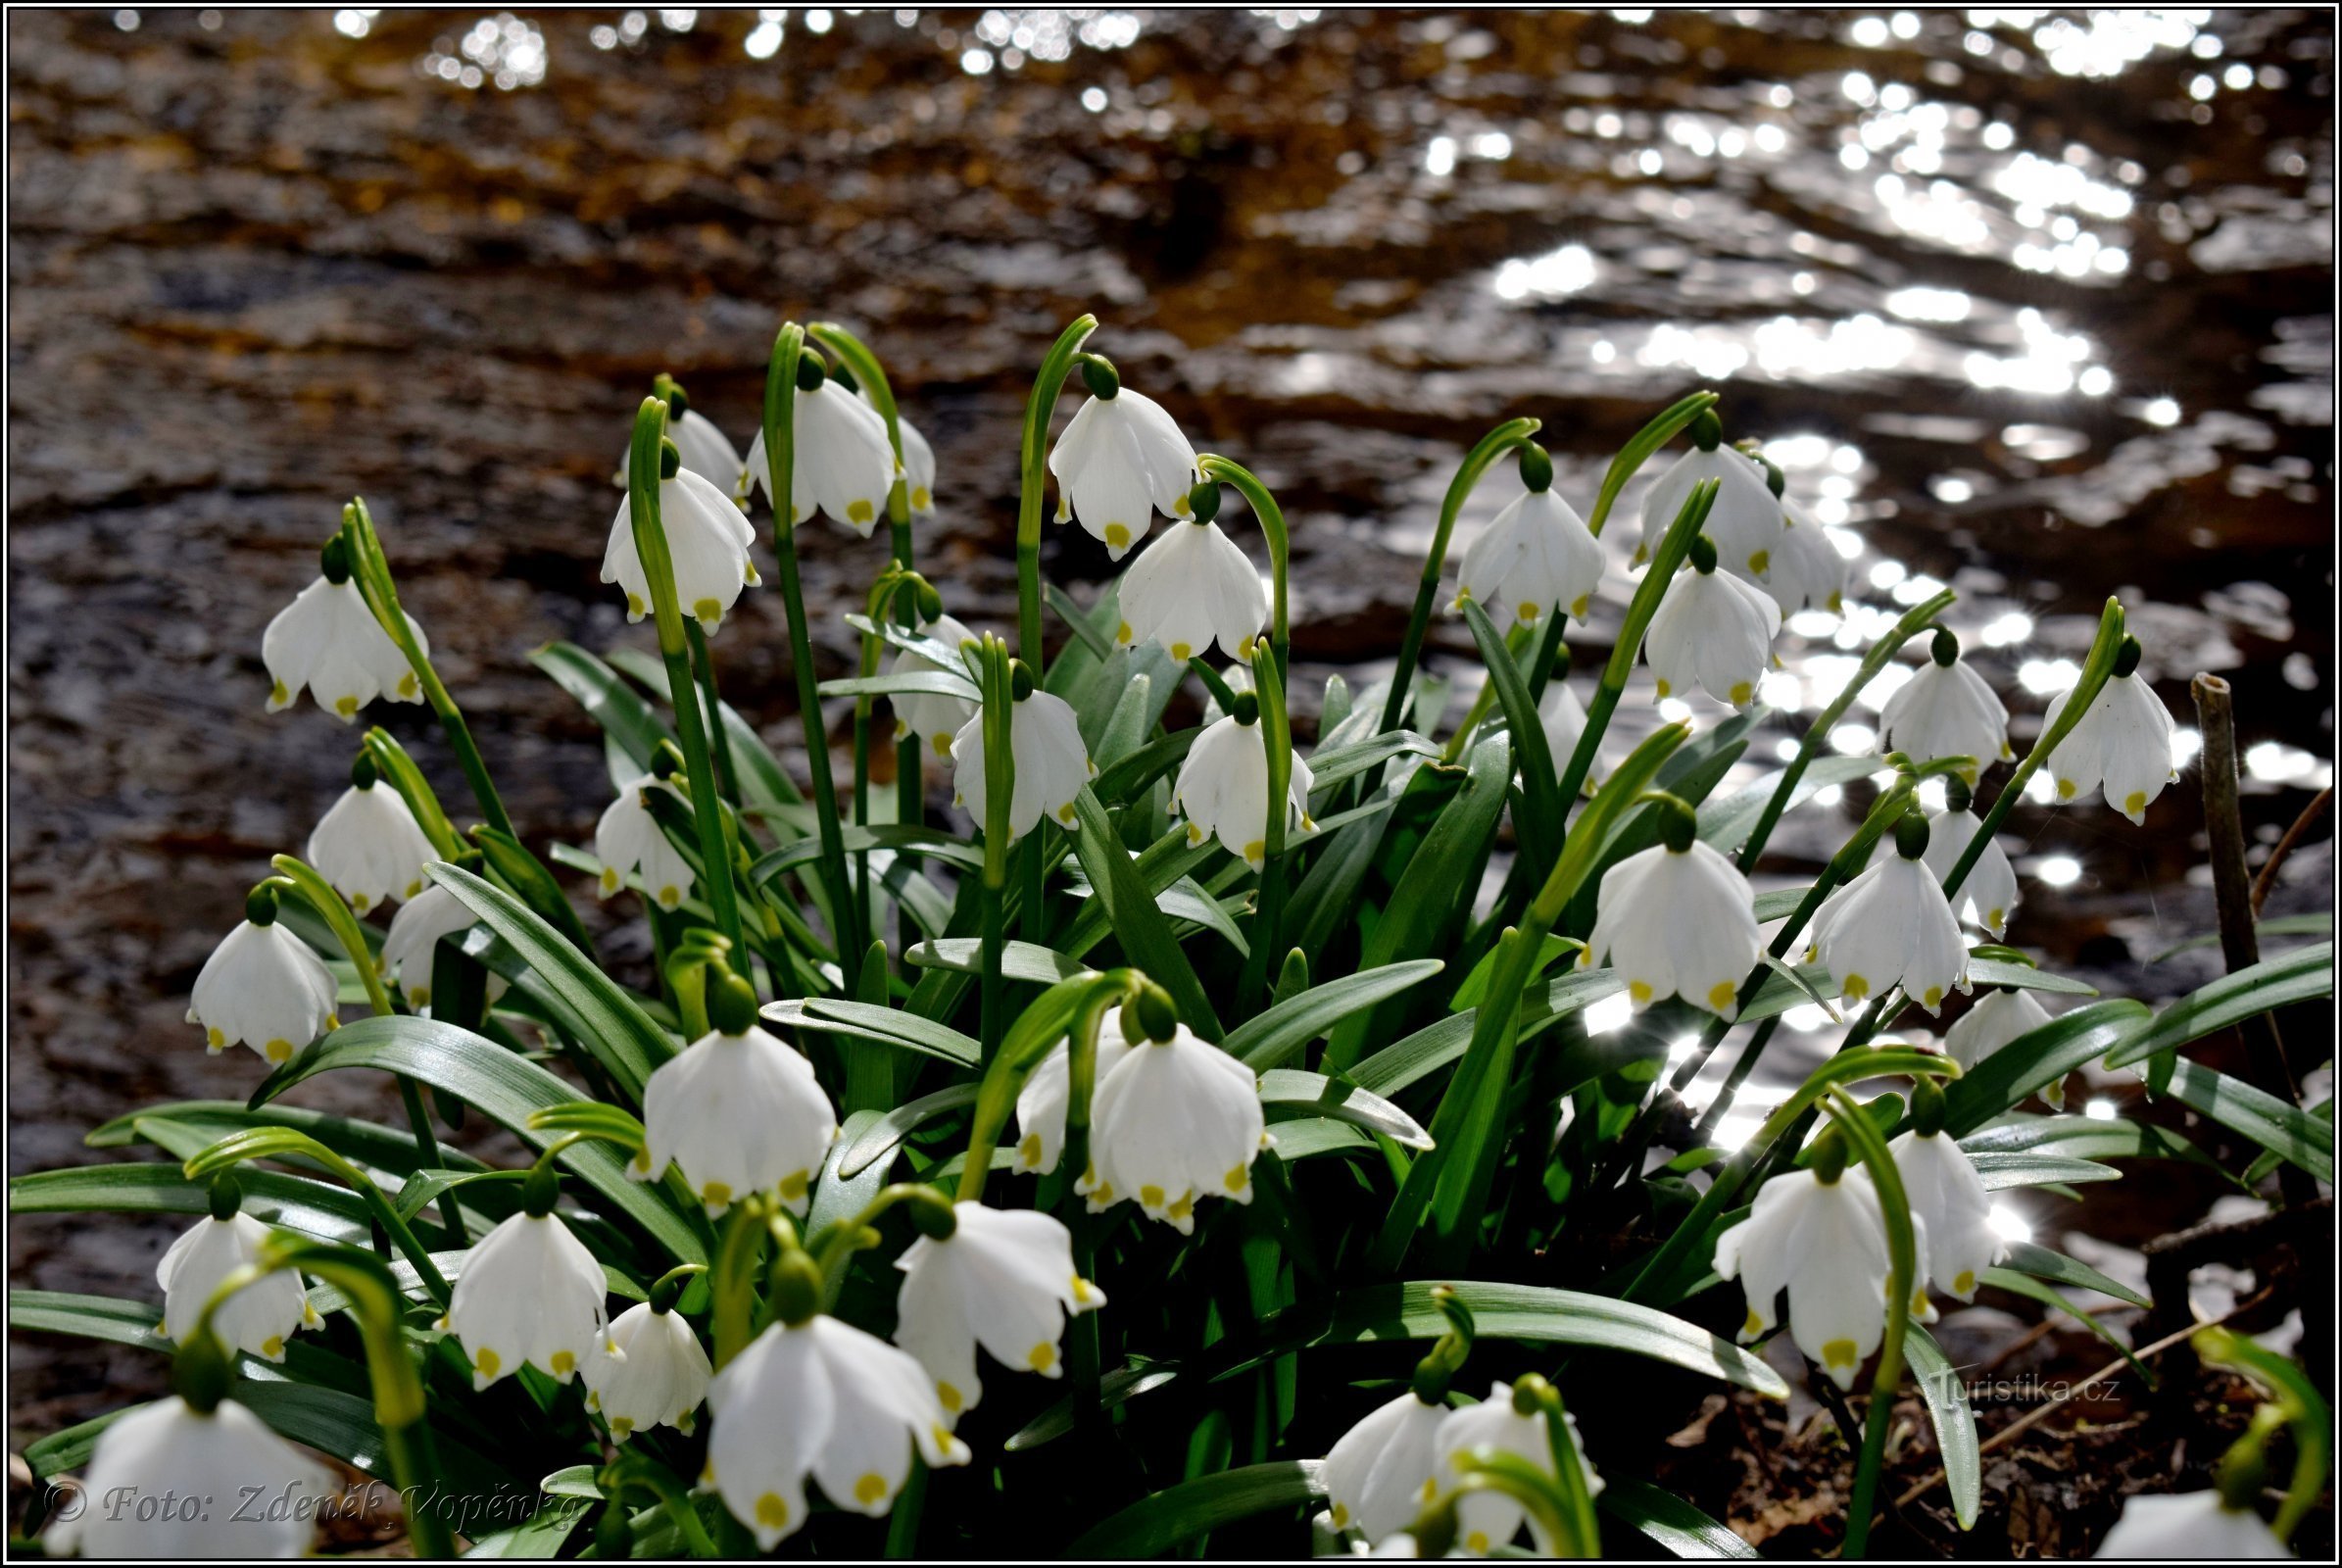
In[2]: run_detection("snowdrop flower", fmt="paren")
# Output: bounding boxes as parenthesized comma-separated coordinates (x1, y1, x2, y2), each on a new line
(1890, 1097, 2005, 1301)
(66, 1395, 332, 1558)
(1173, 693, 1316, 867)
(623, 381, 744, 493)
(603, 463, 760, 634)
(158, 1195, 318, 1362)
(307, 765, 438, 914)
(636, 977, 838, 1217)
(1579, 802, 1761, 1020)
(1947, 985, 2063, 1107)
(1012, 1018, 1136, 1175)
(1809, 812, 1971, 1013)
(1643, 535, 1781, 709)
(705, 1303, 970, 1548)
(2096, 1492, 2291, 1559)
(1921, 778, 2019, 935)
(1080, 1007, 1267, 1234)
(1048, 359, 1199, 559)
(187, 891, 337, 1064)
(436, 1191, 613, 1391)
(951, 681, 1095, 842)
(893, 1201, 1105, 1420)
(1323, 1392, 1448, 1544)
(595, 772, 695, 910)
(1454, 445, 1605, 632)
(1761, 494, 1847, 615)
(380, 881, 506, 1008)
(2042, 639, 2177, 824)
(261, 546, 423, 721)
(888, 612, 981, 759)
(585, 1297, 712, 1441)
(1877, 629, 2010, 782)
(1116, 510, 1268, 664)
(1635, 419, 1783, 578)
(1431, 1384, 1601, 1557)
(746, 361, 899, 535)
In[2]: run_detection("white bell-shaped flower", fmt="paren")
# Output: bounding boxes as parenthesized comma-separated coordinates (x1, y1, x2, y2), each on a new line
(1635, 438, 1783, 579)
(380, 881, 508, 1009)
(1579, 814, 1762, 1020)
(2042, 648, 2178, 824)
(876, 395, 939, 515)
(603, 466, 760, 634)
(436, 1205, 612, 1390)
(1923, 788, 2020, 936)
(893, 1201, 1105, 1421)
(307, 777, 437, 914)
(186, 906, 337, 1064)
(262, 572, 424, 722)
(1643, 540, 1781, 709)
(1012, 1020, 1137, 1176)
(2095, 1492, 2292, 1559)
(623, 400, 745, 494)
(65, 1396, 332, 1559)
(1430, 1385, 1602, 1557)
(595, 773, 696, 910)
(1541, 679, 1589, 776)
(1048, 371, 1199, 560)
(1454, 460, 1604, 632)
(1809, 818, 1972, 1013)
(704, 1312, 970, 1548)
(1890, 1122, 2005, 1302)
(158, 1209, 319, 1362)
(1760, 495, 1848, 614)
(746, 374, 899, 535)
(585, 1299, 712, 1441)
(1877, 632, 2010, 781)
(1322, 1391, 1448, 1544)
(888, 612, 981, 759)
(1079, 1016, 1266, 1233)
(951, 687, 1095, 842)
(1116, 517, 1268, 664)
(1714, 1157, 1932, 1390)
(1173, 702, 1316, 868)
(636, 999, 839, 1217)
(1946, 985, 2063, 1107)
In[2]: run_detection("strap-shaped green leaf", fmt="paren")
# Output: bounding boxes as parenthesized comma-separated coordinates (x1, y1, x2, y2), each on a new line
(11, 1163, 370, 1242)
(1228, 959, 1445, 1071)
(1599, 1475, 1759, 1557)
(2145, 1056, 2333, 1182)
(1940, 999, 2150, 1137)
(1994, 1241, 2150, 1308)
(1257, 1069, 1432, 1149)
(1904, 1323, 1981, 1529)
(1069, 1460, 1325, 1557)
(1067, 788, 1223, 1041)
(2104, 942, 2334, 1066)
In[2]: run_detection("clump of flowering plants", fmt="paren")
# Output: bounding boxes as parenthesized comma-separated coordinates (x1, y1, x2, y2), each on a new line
(12, 314, 2331, 1561)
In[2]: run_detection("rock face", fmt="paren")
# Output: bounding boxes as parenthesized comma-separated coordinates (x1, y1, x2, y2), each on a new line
(7, 9, 2330, 1435)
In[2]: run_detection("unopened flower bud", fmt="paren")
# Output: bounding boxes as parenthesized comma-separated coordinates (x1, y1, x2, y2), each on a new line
(1080, 355, 1121, 400)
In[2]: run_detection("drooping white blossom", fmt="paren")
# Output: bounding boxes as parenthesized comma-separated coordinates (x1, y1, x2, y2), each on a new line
(624, 406, 745, 495)
(1540, 680, 1589, 776)
(1809, 840, 1972, 1013)
(380, 882, 507, 1009)
(1116, 519, 1268, 664)
(1636, 442, 1783, 579)
(585, 1300, 713, 1441)
(1430, 1386, 1603, 1557)
(636, 1022, 839, 1217)
(595, 774, 696, 910)
(1760, 495, 1848, 615)
(187, 916, 338, 1065)
(63, 1396, 333, 1559)
(1878, 641, 2010, 781)
(1454, 486, 1605, 633)
(2095, 1492, 2292, 1559)
(308, 782, 438, 914)
(158, 1212, 319, 1362)
(1012, 1022, 1136, 1177)
(951, 688, 1095, 842)
(1580, 835, 1762, 1020)
(1946, 986, 2063, 1107)
(1048, 381, 1199, 560)
(1322, 1392, 1448, 1544)
(1080, 1022, 1267, 1233)
(436, 1210, 613, 1391)
(603, 466, 760, 633)
(893, 1202, 1105, 1421)
(888, 612, 981, 759)
(1890, 1128, 2006, 1302)
(262, 575, 424, 722)
(747, 377, 899, 535)
(1714, 1162, 1932, 1390)
(1172, 707, 1316, 867)
(2042, 662, 2179, 825)
(1643, 550, 1781, 709)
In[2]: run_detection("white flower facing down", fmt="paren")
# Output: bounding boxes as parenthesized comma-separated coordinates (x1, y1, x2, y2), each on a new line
(585, 1301, 712, 1441)
(1323, 1392, 1448, 1544)
(437, 1209, 613, 1390)
(623, 407, 745, 494)
(1643, 550, 1781, 709)
(595, 774, 696, 910)
(1921, 799, 2020, 936)
(636, 1020, 839, 1216)
(1541, 680, 1589, 778)
(1761, 495, 1847, 615)
(1173, 708, 1316, 868)
(308, 781, 438, 913)
(2095, 1492, 2292, 1559)
(158, 1212, 319, 1362)
(380, 881, 507, 1009)
(602, 466, 760, 633)
(1890, 1126, 2006, 1302)
(746, 377, 898, 535)
(1116, 518, 1268, 664)
(704, 1314, 970, 1549)
(951, 688, 1096, 842)
(1636, 442, 1783, 578)
(1080, 1021, 1267, 1234)
(262, 575, 424, 721)
(1012, 1021, 1136, 1176)
(893, 1202, 1105, 1421)
(2042, 662, 2178, 824)
(1048, 382, 1199, 559)
(1454, 486, 1605, 633)
(1580, 833, 1762, 1020)
(66, 1396, 332, 1559)
(1947, 986, 2063, 1107)
(1877, 641, 2010, 781)
(1714, 1161, 1932, 1390)
(1430, 1385, 1603, 1557)
(1809, 837, 1971, 1013)
(186, 915, 337, 1064)
(886, 399, 938, 515)
(888, 612, 981, 758)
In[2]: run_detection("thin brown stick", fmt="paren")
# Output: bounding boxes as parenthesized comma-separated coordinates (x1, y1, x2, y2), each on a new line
(2250, 784, 2332, 915)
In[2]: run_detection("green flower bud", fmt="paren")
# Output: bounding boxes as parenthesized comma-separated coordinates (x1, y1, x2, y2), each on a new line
(1080, 355, 1121, 400)
(648, 1272, 690, 1316)
(1188, 478, 1221, 524)
(1657, 793, 1698, 855)
(1687, 534, 1719, 575)
(905, 1189, 960, 1242)
(707, 973, 759, 1037)
(795, 351, 828, 393)
(1517, 442, 1554, 494)
(914, 578, 945, 624)
(1231, 690, 1260, 727)
(828, 361, 861, 394)
(1930, 626, 1959, 667)
(2114, 636, 2143, 679)
(655, 372, 691, 420)
(1944, 775, 1974, 814)
(208, 1172, 244, 1222)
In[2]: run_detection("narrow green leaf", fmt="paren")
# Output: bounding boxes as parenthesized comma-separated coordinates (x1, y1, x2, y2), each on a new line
(11, 1164, 369, 1242)
(1068, 1460, 1325, 1557)
(1228, 959, 1445, 1071)
(1257, 1069, 1433, 1150)
(2104, 943, 2335, 1066)
(1968, 1151, 2122, 1190)
(1965, 958, 2099, 997)
(838, 1085, 978, 1179)
(1904, 1324, 1981, 1530)
(1940, 1000, 2152, 1137)
(904, 937, 1093, 985)
(763, 998, 981, 1065)
(2150, 913, 2331, 962)
(531, 641, 672, 772)
(1995, 1241, 2150, 1309)
(1599, 1476, 1758, 1558)
(1068, 788, 1222, 1041)
(2146, 1056, 2333, 1182)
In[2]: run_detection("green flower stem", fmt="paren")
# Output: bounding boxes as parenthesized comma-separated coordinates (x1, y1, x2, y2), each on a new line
(685, 621, 741, 807)
(602, 1451, 720, 1559)
(361, 729, 463, 860)
(976, 638, 1017, 1065)
(1015, 315, 1099, 676)
(1824, 1088, 1919, 1560)
(761, 321, 863, 985)
(2194, 1324, 2331, 1541)
(1529, 1380, 1602, 1558)
(1736, 588, 1958, 871)
(708, 1197, 770, 1370)
(1439, 622, 1531, 765)
(627, 397, 747, 958)
(182, 1125, 453, 1306)
(1195, 455, 1291, 682)
(1411, 1462, 1573, 1558)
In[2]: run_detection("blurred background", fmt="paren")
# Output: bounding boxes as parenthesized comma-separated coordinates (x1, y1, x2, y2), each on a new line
(9, 5, 2333, 1529)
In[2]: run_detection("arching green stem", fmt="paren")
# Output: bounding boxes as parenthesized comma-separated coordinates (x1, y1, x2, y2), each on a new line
(1826, 1088, 1920, 1559)
(1015, 315, 1099, 674)
(975, 638, 1018, 1064)
(182, 1125, 452, 1306)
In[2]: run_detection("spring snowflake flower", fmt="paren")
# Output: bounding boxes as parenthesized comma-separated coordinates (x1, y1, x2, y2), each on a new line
(1115, 516, 1268, 664)
(1048, 363, 1199, 560)
(2095, 1492, 2291, 1559)
(1890, 1125, 2005, 1302)
(307, 776, 437, 914)
(893, 1201, 1106, 1421)
(1579, 808, 1761, 1020)
(1173, 697, 1316, 867)
(705, 1313, 970, 1548)
(1643, 537, 1781, 709)
(1453, 448, 1604, 632)
(1541, 680, 1588, 776)
(262, 569, 424, 722)
(623, 396, 745, 494)
(186, 901, 338, 1064)
(158, 1209, 319, 1362)
(380, 882, 506, 1009)
(595, 773, 696, 910)
(603, 466, 760, 633)
(636, 989, 839, 1217)
(1012, 1018, 1136, 1176)
(1635, 429, 1782, 579)
(585, 1298, 712, 1441)
(888, 400, 938, 515)
(746, 371, 899, 535)
(951, 686, 1095, 842)
(1322, 1391, 1448, 1544)
(1079, 1017, 1267, 1234)
(888, 612, 981, 758)
(1760, 495, 1848, 614)
(1877, 630, 2009, 781)
(1809, 815, 1971, 1013)
(2042, 642, 2177, 824)
(64, 1396, 332, 1559)
(1920, 781, 2019, 935)
(437, 1206, 613, 1391)
(1947, 985, 2063, 1107)
(1430, 1386, 1602, 1557)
